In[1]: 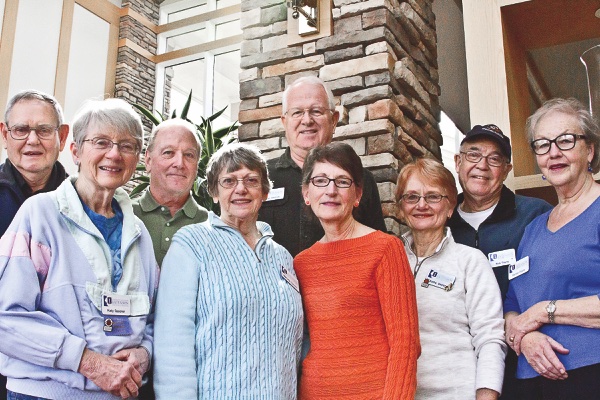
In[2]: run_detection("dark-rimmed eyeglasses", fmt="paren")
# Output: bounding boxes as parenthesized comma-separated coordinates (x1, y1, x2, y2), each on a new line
(530, 133, 587, 155)
(82, 137, 139, 155)
(8, 124, 58, 140)
(400, 193, 448, 204)
(285, 107, 332, 120)
(218, 176, 262, 189)
(309, 176, 353, 188)
(460, 151, 506, 167)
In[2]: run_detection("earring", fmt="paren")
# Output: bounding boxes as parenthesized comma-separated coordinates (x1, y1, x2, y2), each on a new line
(305, 200, 310, 205)
(354, 201, 359, 207)
(75, 160, 79, 166)
(589, 163, 593, 173)
(542, 175, 546, 180)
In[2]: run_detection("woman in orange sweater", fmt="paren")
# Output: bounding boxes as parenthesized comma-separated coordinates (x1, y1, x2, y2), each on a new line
(294, 142, 420, 399)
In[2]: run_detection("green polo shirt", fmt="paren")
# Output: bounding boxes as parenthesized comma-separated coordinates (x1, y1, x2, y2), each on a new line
(132, 189, 208, 266)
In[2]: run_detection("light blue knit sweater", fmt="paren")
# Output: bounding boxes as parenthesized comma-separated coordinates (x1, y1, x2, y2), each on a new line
(153, 212, 303, 399)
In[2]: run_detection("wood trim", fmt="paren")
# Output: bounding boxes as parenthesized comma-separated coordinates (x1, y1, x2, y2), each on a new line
(118, 38, 156, 62)
(0, 0, 19, 115)
(75, 0, 120, 24)
(157, 5, 241, 34)
(54, 0, 75, 106)
(120, 5, 158, 34)
(105, 21, 119, 98)
(154, 35, 242, 64)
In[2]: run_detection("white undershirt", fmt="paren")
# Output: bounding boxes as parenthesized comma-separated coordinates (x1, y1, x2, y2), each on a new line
(457, 202, 497, 230)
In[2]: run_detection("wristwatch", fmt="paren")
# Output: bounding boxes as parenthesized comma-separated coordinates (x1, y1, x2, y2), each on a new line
(546, 300, 557, 324)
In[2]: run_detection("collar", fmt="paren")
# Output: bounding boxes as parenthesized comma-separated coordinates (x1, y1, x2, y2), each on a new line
(3, 159, 66, 197)
(451, 185, 516, 226)
(273, 147, 302, 170)
(208, 211, 274, 238)
(138, 189, 201, 218)
(402, 226, 453, 258)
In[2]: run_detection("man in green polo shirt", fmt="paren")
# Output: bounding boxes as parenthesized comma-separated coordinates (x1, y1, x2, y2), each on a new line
(133, 119, 208, 267)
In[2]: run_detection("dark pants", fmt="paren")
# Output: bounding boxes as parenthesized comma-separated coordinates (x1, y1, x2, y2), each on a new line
(500, 348, 519, 399)
(0, 375, 6, 400)
(517, 362, 600, 400)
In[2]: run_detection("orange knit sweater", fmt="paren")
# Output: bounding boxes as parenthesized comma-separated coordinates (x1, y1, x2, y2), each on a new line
(294, 230, 420, 400)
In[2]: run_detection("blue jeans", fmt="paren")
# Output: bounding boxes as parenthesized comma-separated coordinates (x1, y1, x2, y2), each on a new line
(7, 391, 49, 400)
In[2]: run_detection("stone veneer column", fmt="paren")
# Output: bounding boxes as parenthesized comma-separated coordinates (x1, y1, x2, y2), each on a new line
(115, 0, 160, 131)
(238, 0, 441, 235)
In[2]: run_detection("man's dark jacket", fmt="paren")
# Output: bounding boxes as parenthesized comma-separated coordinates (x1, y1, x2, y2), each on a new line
(0, 160, 67, 236)
(258, 148, 386, 257)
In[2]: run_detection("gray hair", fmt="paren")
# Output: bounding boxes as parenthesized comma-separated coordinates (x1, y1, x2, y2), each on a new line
(206, 142, 271, 197)
(147, 118, 200, 154)
(526, 97, 600, 173)
(5, 89, 65, 126)
(72, 98, 144, 151)
(281, 76, 335, 114)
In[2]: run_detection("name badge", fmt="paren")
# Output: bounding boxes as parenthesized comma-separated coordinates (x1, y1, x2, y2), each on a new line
(265, 187, 285, 202)
(281, 266, 300, 292)
(102, 292, 131, 316)
(509, 256, 530, 280)
(104, 315, 133, 336)
(422, 269, 456, 291)
(488, 249, 516, 268)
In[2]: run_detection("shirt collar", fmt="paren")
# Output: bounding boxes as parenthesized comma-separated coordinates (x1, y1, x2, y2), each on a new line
(138, 188, 201, 218)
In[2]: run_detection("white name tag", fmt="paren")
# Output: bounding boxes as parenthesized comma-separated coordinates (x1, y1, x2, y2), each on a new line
(102, 293, 131, 316)
(422, 269, 456, 291)
(509, 256, 530, 280)
(281, 265, 300, 292)
(265, 187, 285, 202)
(488, 249, 516, 268)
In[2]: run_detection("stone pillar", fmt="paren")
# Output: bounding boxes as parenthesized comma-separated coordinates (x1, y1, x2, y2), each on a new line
(115, 0, 160, 131)
(238, 0, 441, 235)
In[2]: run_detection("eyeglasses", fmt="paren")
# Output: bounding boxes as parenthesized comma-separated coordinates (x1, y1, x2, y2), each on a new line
(7, 124, 58, 140)
(400, 193, 448, 204)
(82, 137, 139, 155)
(218, 176, 262, 189)
(460, 151, 506, 167)
(309, 176, 354, 188)
(530, 133, 587, 155)
(285, 107, 332, 120)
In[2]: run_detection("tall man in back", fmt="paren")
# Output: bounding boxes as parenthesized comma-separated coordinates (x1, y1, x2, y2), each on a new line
(447, 124, 552, 399)
(258, 76, 386, 257)
(0, 90, 69, 398)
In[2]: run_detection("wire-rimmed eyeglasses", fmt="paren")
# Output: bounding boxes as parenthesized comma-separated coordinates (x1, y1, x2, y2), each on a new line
(285, 107, 332, 120)
(460, 151, 507, 167)
(218, 176, 262, 189)
(309, 176, 354, 188)
(530, 133, 587, 155)
(399, 193, 448, 204)
(8, 124, 58, 140)
(82, 137, 139, 155)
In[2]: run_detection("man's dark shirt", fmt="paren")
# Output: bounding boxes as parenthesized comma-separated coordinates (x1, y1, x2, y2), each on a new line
(0, 159, 67, 236)
(258, 148, 386, 257)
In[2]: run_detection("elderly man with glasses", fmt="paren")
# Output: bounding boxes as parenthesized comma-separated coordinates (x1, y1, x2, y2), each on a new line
(447, 123, 552, 399)
(0, 90, 69, 398)
(0, 90, 69, 237)
(258, 76, 386, 257)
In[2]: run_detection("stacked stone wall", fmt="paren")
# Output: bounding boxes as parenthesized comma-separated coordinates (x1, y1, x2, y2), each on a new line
(238, 0, 441, 234)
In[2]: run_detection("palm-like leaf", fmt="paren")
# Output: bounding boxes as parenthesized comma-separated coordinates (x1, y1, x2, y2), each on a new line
(128, 91, 238, 213)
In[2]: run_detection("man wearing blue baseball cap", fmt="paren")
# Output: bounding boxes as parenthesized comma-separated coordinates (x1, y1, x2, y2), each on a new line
(448, 124, 552, 398)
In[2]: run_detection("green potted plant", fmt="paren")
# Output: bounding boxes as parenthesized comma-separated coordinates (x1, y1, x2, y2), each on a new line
(129, 90, 238, 212)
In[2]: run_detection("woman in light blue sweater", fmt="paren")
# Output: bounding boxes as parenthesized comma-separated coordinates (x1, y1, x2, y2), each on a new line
(153, 143, 304, 399)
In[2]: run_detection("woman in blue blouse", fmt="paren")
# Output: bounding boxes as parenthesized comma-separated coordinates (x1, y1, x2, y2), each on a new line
(504, 98, 600, 399)
(153, 143, 303, 399)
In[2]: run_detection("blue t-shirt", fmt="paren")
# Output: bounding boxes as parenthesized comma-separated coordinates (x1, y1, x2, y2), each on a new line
(81, 198, 124, 290)
(505, 195, 600, 378)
